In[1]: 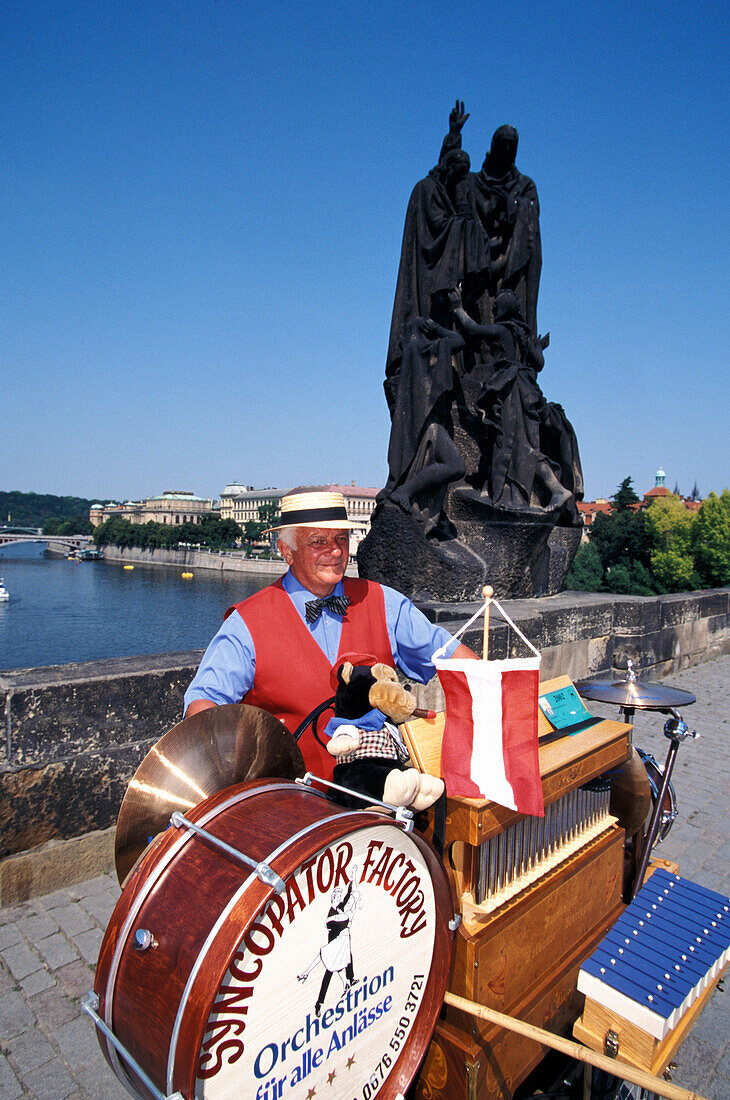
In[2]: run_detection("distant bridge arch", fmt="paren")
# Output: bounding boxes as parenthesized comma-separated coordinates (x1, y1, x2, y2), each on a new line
(0, 532, 93, 553)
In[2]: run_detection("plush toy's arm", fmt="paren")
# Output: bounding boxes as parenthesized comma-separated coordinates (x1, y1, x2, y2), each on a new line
(369, 679, 416, 723)
(327, 724, 362, 757)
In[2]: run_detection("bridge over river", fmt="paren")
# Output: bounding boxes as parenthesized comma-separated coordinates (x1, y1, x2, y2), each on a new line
(0, 527, 92, 553)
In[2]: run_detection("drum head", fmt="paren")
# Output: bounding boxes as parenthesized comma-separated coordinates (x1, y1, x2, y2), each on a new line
(98, 780, 454, 1100)
(115, 704, 305, 884)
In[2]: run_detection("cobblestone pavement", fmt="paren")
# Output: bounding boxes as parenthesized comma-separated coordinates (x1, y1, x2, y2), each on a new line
(0, 656, 728, 1099)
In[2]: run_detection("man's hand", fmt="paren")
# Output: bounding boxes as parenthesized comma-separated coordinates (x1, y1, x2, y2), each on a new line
(449, 99, 469, 134)
(185, 698, 218, 718)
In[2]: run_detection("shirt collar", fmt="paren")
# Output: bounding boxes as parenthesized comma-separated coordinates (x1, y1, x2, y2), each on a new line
(282, 570, 345, 602)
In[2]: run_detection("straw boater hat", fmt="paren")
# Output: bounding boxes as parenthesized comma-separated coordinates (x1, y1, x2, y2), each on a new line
(264, 488, 358, 533)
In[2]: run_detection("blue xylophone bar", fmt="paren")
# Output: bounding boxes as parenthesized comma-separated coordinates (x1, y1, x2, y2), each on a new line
(578, 872, 729, 1040)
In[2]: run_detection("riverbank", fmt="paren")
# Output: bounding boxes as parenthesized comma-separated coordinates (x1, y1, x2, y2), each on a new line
(58, 543, 289, 575)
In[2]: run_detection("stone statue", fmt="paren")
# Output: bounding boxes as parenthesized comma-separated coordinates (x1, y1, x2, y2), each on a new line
(359, 104, 584, 601)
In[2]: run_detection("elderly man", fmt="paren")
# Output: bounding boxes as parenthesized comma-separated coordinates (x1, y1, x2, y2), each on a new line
(184, 488, 477, 778)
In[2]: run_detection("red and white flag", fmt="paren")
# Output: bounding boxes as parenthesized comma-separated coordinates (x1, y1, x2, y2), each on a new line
(433, 655, 544, 816)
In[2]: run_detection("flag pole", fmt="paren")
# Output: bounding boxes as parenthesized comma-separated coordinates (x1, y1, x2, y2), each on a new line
(482, 585, 493, 660)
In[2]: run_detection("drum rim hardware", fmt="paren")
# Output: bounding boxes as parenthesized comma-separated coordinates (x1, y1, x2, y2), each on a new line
(297, 770, 416, 830)
(169, 810, 286, 893)
(82, 991, 183, 1100)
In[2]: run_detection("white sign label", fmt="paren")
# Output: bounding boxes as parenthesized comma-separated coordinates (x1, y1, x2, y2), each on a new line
(195, 824, 437, 1099)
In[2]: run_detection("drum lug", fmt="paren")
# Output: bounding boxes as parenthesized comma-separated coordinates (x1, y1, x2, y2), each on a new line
(82, 992, 184, 1100)
(133, 928, 158, 953)
(449, 913, 462, 932)
(170, 812, 286, 894)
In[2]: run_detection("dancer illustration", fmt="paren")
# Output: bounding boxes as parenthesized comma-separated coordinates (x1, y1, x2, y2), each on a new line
(297, 867, 361, 1016)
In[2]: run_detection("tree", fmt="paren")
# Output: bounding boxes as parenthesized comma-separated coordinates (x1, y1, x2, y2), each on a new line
(43, 516, 93, 536)
(603, 561, 656, 596)
(612, 477, 640, 511)
(644, 494, 699, 592)
(692, 490, 730, 587)
(564, 542, 603, 591)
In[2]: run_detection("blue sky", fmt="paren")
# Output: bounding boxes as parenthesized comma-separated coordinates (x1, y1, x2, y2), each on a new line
(3, 0, 728, 504)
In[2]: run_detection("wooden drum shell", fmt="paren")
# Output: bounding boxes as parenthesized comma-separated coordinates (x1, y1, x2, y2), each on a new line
(94, 779, 454, 1100)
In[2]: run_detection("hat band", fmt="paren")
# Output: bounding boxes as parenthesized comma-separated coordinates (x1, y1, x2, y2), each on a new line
(279, 505, 349, 525)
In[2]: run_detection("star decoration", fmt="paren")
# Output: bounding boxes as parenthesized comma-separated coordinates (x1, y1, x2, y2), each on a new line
(327, 1070, 337, 1086)
(346, 1056, 356, 1070)
(306, 1089, 316, 1099)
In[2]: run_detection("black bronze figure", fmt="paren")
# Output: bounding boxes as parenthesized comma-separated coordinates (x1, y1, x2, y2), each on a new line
(359, 103, 584, 601)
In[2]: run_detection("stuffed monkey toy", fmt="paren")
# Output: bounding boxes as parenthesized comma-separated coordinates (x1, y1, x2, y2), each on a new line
(324, 653, 444, 812)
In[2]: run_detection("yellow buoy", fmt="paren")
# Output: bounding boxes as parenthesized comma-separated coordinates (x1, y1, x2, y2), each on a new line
(181, 571, 194, 579)
(123, 564, 135, 571)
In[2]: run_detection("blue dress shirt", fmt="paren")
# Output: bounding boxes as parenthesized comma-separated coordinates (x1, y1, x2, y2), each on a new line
(184, 572, 458, 711)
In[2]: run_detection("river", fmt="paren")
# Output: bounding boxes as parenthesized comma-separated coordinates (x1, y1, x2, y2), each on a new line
(0, 543, 273, 671)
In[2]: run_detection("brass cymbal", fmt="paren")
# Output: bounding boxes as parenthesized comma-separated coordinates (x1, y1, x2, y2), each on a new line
(574, 677, 696, 710)
(114, 704, 305, 885)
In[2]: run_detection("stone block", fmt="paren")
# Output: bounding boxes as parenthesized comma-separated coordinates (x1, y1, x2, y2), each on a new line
(587, 634, 613, 675)
(666, 619, 710, 664)
(0, 828, 115, 905)
(613, 629, 674, 674)
(6, 1025, 56, 1072)
(0, 744, 150, 857)
(35, 932, 79, 970)
(22, 1056, 78, 1100)
(539, 639, 590, 681)
(72, 927, 104, 965)
(0, 1053, 22, 1100)
(0, 990, 36, 1040)
(1, 940, 42, 981)
(20, 967, 55, 996)
(3, 659, 192, 768)
(611, 596, 661, 634)
(659, 592, 705, 627)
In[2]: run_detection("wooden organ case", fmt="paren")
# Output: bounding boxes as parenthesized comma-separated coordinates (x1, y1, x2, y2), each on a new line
(403, 678, 632, 1100)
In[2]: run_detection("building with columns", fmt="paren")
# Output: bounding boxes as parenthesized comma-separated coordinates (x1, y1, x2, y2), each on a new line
(90, 491, 216, 527)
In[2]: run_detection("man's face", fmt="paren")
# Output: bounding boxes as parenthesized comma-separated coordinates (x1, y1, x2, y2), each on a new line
(278, 527, 350, 596)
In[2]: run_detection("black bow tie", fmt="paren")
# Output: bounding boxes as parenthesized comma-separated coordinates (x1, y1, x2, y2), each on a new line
(305, 593, 350, 624)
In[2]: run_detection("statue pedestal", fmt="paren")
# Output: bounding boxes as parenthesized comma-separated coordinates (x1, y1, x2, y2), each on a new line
(357, 494, 582, 602)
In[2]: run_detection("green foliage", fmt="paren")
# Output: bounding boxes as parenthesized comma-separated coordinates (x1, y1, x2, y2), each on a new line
(564, 542, 604, 591)
(563, 475, 730, 595)
(93, 514, 242, 551)
(692, 490, 730, 586)
(650, 548, 699, 592)
(240, 502, 280, 552)
(257, 502, 281, 525)
(43, 516, 93, 536)
(611, 476, 640, 511)
(589, 506, 651, 574)
(0, 490, 96, 528)
(603, 561, 656, 595)
(645, 495, 699, 592)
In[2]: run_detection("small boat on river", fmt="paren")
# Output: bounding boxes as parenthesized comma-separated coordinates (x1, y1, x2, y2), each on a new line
(0, 578, 9, 601)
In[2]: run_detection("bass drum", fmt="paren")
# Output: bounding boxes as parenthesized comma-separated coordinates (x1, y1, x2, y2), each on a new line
(636, 747, 678, 844)
(92, 778, 455, 1100)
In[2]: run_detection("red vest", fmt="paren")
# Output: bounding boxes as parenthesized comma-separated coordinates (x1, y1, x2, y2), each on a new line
(229, 578, 392, 778)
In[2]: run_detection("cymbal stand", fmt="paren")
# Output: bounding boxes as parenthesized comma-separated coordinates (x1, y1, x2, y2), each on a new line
(619, 659, 638, 744)
(631, 711, 698, 900)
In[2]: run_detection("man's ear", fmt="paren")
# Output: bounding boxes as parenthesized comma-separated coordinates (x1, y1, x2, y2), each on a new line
(278, 539, 293, 565)
(338, 661, 354, 685)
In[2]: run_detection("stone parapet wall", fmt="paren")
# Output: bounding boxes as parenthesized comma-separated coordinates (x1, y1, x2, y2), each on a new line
(1, 588, 727, 899)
